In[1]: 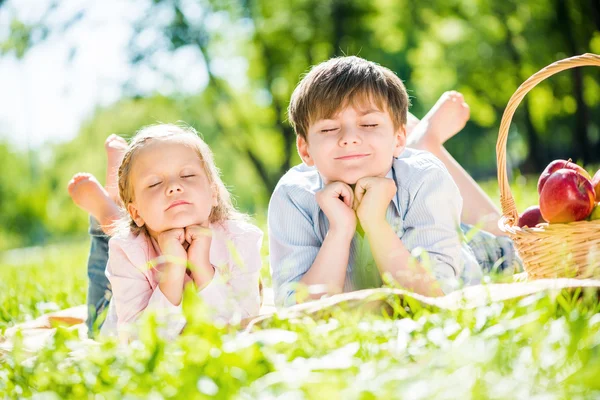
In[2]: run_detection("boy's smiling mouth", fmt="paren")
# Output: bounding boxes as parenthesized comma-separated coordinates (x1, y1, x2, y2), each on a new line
(335, 153, 370, 160)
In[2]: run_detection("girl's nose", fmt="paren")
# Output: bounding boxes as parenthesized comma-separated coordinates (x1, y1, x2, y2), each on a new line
(167, 182, 183, 195)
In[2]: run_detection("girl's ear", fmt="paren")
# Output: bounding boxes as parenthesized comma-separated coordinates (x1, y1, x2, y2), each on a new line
(211, 186, 219, 208)
(297, 135, 314, 166)
(393, 125, 407, 157)
(127, 202, 145, 227)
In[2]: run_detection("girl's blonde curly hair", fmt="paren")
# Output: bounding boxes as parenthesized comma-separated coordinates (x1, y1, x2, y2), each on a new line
(113, 123, 246, 237)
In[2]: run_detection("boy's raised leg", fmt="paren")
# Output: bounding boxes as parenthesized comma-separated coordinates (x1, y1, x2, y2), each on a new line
(408, 91, 504, 236)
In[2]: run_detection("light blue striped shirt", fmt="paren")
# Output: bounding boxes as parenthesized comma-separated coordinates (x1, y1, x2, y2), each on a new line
(268, 148, 481, 307)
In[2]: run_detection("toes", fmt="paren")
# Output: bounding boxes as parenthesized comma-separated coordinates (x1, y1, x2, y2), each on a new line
(449, 91, 464, 101)
(71, 173, 91, 183)
(105, 134, 119, 145)
(105, 134, 127, 149)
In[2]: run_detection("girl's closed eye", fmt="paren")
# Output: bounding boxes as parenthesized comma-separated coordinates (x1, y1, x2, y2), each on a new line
(148, 181, 162, 188)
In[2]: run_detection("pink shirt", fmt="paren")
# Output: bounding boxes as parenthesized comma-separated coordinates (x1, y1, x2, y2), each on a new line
(99, 219, 263, 340)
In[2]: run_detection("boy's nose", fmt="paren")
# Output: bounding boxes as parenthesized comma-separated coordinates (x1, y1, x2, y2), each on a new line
(339, 129, 361, 146)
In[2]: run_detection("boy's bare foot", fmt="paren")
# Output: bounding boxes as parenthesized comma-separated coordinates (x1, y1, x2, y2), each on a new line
(68, 173, 121, 234)
(407, 91, 470, 150)
(105, 134, 128, 202)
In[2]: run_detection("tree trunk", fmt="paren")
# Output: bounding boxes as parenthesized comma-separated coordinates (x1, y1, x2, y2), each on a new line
(589, 0, 600, 31)
(500, 13, 544, 172)
(331, 0, 344, 56)
(556, 0, 591, 163)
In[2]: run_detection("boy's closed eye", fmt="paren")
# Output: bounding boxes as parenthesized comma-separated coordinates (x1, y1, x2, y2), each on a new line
(320, 127, 339, 133)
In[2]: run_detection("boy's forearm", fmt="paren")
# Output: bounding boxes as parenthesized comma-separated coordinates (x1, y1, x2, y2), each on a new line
(299, 228, 353, 301)
(363, 220, 444, 297)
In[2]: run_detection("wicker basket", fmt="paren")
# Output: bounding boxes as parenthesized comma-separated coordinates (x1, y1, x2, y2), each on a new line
(497, 53, 600, 279)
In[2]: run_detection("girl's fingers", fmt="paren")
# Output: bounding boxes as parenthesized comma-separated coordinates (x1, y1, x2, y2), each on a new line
(184, 225, 212, 243)
(178, 229, 187, 245)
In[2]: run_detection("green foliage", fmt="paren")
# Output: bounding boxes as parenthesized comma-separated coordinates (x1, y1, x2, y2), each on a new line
(0, 141, 50, 250)
(1, 0, 600, 249)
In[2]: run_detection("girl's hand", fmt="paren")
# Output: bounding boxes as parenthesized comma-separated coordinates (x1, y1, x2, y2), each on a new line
(156, 228, 188, 305)
(185, 223, 215, 290)
(157, 228, 188, 268)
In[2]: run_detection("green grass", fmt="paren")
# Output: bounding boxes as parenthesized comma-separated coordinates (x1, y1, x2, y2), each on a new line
(0, 240, 88, 331)
(1, 176, 599, 398)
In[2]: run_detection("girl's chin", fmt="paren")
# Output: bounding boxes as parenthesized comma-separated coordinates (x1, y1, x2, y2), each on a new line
(167, 218, 207, 230)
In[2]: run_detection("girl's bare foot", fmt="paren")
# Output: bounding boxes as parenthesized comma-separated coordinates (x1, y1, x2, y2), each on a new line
(68, 173, 121, 234)
(105, 134, 128, 202)
(407, 91, 470, 151)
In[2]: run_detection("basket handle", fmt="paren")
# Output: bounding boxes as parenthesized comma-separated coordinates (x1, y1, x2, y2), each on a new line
(497, 53, 600, 226)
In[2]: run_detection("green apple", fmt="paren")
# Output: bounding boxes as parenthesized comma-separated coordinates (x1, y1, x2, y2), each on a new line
(588, 203, 600, 221)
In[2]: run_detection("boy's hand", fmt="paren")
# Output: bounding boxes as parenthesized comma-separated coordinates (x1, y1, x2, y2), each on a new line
(185, 223, 215, 290)
(157, 228, 188, 267)
(316, 181, 357, 239)
(354, 177, 397, 231)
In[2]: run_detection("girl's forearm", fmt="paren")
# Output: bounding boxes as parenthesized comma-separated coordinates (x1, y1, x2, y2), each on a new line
(159, 263, 187, 305)
(190, 262, 215, 291)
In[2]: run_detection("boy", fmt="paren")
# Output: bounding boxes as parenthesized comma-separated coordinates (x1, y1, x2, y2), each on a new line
(268, 56, 518, 307)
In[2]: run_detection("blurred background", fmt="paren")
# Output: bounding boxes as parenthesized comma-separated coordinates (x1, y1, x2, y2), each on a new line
(1, 0, 599, 251)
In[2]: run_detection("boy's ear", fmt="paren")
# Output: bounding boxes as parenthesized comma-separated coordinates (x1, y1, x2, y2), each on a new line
(393, 125, 407, 157)
(127, 202, 145, 227)
(296, 135, 315, 166)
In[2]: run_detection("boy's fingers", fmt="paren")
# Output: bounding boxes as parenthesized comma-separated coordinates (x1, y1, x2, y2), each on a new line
(336, 183, 353, 208)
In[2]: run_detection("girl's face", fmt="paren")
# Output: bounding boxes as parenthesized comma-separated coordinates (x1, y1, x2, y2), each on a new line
(127, 137, 217, 238)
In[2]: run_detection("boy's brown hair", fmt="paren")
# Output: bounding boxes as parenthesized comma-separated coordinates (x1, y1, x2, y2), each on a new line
(288, 56, 410, 141)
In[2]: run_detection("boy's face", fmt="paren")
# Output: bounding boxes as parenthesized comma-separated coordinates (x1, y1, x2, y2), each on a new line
(297, 101, 406, 185)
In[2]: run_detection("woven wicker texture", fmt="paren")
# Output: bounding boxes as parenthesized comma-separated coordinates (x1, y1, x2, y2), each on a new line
(496, 53, 600, 278)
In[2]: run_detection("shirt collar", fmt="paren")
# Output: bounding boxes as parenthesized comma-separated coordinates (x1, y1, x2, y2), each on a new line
(385, 163, 401, 214)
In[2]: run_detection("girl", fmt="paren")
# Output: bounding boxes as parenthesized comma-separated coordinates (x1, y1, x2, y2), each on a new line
(95, 124, 263, 341)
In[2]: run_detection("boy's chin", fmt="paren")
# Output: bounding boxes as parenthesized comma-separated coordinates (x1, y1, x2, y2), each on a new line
(323, 171, 380, 185)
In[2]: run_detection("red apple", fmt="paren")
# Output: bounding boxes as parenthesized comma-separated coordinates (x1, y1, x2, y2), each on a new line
(517, 205, 546, 228)
(538, 159, 592, 195)
(539, 169, 595, 223)
(591, 169, 600, 202)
